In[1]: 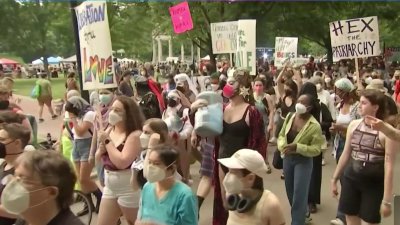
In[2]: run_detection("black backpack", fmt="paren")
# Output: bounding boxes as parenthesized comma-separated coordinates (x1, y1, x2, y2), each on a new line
(139, 92, 161, 119)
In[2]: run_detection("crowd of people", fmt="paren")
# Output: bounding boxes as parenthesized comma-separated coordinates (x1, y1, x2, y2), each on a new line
(0, 54, 398, 225)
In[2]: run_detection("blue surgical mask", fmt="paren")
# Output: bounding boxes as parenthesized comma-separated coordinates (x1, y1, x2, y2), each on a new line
(99, 94, 112, 105)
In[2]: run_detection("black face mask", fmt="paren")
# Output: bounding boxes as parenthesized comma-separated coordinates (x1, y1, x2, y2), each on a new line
(0, 141, 20, 159)
(167, 98, 178, 108)
(0, 100, 10, 110)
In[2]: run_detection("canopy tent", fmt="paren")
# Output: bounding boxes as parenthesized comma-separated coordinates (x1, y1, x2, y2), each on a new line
(32, 56, 63, 65)
(47, 56, 63, 64)
(60, 55, 77, 63)
(0, 58, 20, 65)
(32, 58, 43, 65)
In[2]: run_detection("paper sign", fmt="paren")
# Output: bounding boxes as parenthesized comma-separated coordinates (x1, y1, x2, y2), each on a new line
(169, 2, 193, 34)
(75, 1, 117, 90)
(235, 20, 256, 75)
(329, 16, 380, 62)
(211, 21, 238, 54)
(274, 37, 298, 67)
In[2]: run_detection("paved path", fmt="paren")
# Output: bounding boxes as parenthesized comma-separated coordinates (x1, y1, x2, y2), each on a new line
(17, 95, 398, 225)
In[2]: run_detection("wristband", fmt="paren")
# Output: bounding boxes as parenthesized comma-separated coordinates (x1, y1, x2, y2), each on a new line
(382, 200, 392, 206)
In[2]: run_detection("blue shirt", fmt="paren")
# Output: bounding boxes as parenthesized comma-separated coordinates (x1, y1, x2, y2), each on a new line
(139, 181, 198, 225)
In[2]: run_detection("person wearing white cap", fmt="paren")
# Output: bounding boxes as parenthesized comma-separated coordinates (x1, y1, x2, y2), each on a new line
(174, 73, 198, 103)
(218, 149, 285, 225)
(162, 90, 193, 184)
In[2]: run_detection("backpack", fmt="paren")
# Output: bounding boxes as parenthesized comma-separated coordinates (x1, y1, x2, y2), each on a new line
(30, 82, 41, 99)
(139, 92, 161, 119)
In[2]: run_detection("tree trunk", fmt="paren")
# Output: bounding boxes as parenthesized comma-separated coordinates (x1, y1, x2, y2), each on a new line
(323, 38, 333, 64)
(43, 56, 50, 80)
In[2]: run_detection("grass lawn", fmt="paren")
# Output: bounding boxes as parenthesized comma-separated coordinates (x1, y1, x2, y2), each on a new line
(13, 78, 67, 100)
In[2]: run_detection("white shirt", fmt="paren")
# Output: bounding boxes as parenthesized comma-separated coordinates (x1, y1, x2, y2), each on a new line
(72, 111, 96, 139)
(318, 89, 336, 120)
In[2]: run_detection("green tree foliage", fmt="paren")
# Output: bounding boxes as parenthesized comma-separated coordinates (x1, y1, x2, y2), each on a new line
(0, 1, 399, 64)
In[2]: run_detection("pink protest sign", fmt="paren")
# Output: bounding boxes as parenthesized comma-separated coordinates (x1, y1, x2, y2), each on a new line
(169, 2, 193, 34)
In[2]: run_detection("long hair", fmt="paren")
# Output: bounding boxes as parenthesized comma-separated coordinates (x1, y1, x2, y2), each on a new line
(360, 89, 388, 120)
(144, 118, 170, 144)
(116, 96, 145, 134)
(284, 79, 298, 101)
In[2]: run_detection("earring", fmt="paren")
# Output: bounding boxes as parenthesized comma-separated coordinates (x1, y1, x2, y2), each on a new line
(239, 87, 250, 98)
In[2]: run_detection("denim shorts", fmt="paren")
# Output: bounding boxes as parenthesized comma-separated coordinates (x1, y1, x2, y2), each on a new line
(72, 138, 92, 162)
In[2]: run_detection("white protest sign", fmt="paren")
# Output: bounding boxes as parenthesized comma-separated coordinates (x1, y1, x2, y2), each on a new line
(329, 16, 380, 62)
(235, 20, 256, 75)
(75, 1, 117, 90)
(211, 21, 238, 54)
(274, 37, 298, 67)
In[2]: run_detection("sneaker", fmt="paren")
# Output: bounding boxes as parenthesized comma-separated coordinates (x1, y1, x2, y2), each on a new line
(322, 158, 326, 166)
(280, 173, 285, 180)
(305, 215, 312, 224)
(269, 137, 277, 144)
(51, 115, 58, 119)
(330, 218, 345, 225)
(266, 162, 272, 174)
(39, 118, 44, 123)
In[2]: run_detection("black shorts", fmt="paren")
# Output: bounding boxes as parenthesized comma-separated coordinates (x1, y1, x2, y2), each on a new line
(339, 175, 384, 223)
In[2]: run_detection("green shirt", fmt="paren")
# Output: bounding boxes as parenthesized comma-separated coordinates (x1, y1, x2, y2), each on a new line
(277, 113, 323, 158)
(36, 78, 52, 97)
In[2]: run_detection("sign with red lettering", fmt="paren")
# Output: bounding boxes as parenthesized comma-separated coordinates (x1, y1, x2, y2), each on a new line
(169, 2, 193, 34)
(211, 21, 238, 54)
(329, 16, 380, 62)
(274, 37, 298, 67)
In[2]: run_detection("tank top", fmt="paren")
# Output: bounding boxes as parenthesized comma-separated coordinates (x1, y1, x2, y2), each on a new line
(227, 190, 271, 225)
(279, 96, 295, 118)
(350, 121, 385, 159)
(102, 139, 130, 171)
(219, 105, 250, 158)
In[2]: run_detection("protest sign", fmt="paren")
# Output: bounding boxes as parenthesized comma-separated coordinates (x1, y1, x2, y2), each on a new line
(75, 1, 117, 90)
(274, 37, 298, 67)
(169, 2, 193, 34)
(235, 20, 256, 75)
(211, 21, 238, 54)
(329, 16, 380, 62)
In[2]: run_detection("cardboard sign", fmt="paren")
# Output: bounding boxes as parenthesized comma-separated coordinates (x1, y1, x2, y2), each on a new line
(274, 37, 298, 67)
(211, 21, 238, 54)
(169, 2, 193, 34)
(235, 20, 256, 75)
(330, 16, 380, 62)
(75, 1, 117, 90)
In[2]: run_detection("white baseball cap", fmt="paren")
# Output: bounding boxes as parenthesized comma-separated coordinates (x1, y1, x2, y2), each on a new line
(218, 149, 267, 177)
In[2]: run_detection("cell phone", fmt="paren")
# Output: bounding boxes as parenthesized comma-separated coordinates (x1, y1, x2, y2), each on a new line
(176, 86, 185, 93)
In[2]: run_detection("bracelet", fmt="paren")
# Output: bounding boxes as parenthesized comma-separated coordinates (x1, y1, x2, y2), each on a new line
(382, 200, 392, 206)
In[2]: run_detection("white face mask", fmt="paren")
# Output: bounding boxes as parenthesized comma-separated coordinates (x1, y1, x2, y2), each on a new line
(365, 77, 373, 85)
(108, 111, 123, 126)
(145, 162, 174, 183)
(316, 83, 322, 92)
(324, 77, 331, 83)
(222, 172, 244, 194)
(139, 133, 150, 149)
(295, 103, 308, 114)
(211, 84, 219, 92)
(1, 178, 50, 214)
